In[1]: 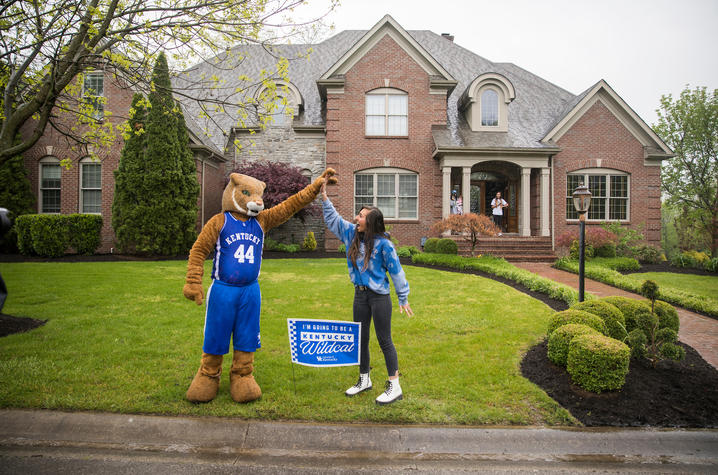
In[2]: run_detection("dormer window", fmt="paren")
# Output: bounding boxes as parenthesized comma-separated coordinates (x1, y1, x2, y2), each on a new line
(461, 73, 515, 132)
(255, 81, 303, 127)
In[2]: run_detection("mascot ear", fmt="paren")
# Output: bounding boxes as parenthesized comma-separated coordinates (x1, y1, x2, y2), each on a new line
(230, 173, 242, 185)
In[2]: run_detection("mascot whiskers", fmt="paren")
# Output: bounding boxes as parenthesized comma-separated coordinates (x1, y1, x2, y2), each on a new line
(183, 168, 336, 403)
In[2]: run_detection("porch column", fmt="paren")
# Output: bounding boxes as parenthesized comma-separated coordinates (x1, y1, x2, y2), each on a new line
(520, 167, 531, 236)
(442, 167, 451, 218)
(540, 168, 550, 237)
(461, 166, 471, 213)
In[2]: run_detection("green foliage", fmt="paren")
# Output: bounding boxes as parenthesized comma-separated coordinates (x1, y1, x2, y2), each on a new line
(569, 240, 594, 259)
(626, 329, 648, 358)
(423, 237, 440, 253)
(590, 257, 641, 272)
(14, 214, 102, 257)
(436, 238, 458, 255)
(413, 253, 581, 306)
(396, 245, 420, 258)
(646, 300, 680, 333)
(338, 243, 346, 253)
(594, 243, 616, 258)
(0, 140, 36, 252)
(640, 280, 660, 306)
(547, 323, 600, 367)
(599, 296, 652, 333)
(654, 86, 718, 255)
(601, 221, 645, 254)
(631, 304, 685, 365)
(566, 334, 630, 393)
(112, 55, 199, 256)
(301, 231, 317, 251)
(570, 300, 627, 341)
(631, 244, 663, 264)
(547, 309, 607, 336)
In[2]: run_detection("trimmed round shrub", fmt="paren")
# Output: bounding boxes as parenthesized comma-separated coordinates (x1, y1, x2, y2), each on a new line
(547, 309, 608, 336)
(647, 299, 680, 333)
(423, 237, 440, 253)
(301, 231, 317, 251)
(566, 334, 631, 393)
(547, 323, 600, 367)
(68, 214, 102, 255)
(626, 328, 648, 358)
(600, 296, 652, 333)
(595, 243, 617, 258)
(571, 300, 627, 341)
(436, 238, 458, 255)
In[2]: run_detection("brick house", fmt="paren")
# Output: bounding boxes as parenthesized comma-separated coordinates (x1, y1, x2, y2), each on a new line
(21, 15, 672, 255)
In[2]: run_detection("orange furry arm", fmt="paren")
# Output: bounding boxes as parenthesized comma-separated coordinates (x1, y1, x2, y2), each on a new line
(183, 213, 225, 305)
(257, 168, 336, 232)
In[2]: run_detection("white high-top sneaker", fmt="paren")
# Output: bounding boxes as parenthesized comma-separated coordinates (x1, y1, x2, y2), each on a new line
(375, 379, 403, 405)
(345, 373, 372, 396)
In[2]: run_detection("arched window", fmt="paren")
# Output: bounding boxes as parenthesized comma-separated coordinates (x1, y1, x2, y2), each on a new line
(566, 169, 629, 221)
(480, 89, 499, 127)
(80, 157, 102, 213)
(39, 157, 61, 213)
(355, 168, 417, 219)
(365, 88, 408, 136)
(255, 81, 302, 127)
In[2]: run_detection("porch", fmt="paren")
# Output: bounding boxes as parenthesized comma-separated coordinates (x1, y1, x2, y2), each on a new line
(448, 235, 556, 262)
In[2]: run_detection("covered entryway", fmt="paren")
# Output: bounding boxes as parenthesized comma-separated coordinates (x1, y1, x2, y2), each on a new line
(467, 164, 519, 234)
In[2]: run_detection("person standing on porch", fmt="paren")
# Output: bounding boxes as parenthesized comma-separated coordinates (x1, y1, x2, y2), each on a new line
(491, 191, 508, 236)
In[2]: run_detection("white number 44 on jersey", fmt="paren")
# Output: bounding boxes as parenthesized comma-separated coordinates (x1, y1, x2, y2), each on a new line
(233, 244, 255, 264)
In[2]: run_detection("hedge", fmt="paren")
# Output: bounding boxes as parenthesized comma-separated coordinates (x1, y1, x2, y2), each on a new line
(547, 323, 600, 367)
(14, 214, 103, 257)
(570, 300, 627, 341)
(566, 334, 630, 393)
(547, 309, 608, 336)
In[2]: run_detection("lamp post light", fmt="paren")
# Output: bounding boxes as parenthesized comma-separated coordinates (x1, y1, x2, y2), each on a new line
(572, 184, 592, 302)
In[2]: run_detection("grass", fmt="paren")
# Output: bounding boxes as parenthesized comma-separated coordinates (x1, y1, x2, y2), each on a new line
(624, 272, 718, 301)
(0, 259, 574, 426)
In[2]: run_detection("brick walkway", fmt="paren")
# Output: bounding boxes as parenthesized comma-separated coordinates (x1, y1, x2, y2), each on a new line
(513, 262, 718, 369)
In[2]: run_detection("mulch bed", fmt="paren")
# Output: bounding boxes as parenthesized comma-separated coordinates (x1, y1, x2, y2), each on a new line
(2, 251, 717, 427)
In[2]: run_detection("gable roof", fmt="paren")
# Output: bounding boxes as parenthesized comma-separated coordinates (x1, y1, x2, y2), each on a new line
(542, 79, 673, 156)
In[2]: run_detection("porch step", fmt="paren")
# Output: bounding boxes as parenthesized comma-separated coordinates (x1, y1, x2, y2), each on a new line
(447, 235, 556, 263)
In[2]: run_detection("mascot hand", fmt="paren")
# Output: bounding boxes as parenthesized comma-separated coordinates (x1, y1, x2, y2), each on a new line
(183, 283, 204, 306)
(318, 168, 337, 186)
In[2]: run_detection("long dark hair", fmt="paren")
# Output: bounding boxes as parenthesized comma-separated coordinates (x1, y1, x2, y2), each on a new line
(348, 206, 389, 271)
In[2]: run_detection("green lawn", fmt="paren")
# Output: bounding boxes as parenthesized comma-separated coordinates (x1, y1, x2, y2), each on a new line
(0, 259, 573, 426)
(625, 272, 718, 301)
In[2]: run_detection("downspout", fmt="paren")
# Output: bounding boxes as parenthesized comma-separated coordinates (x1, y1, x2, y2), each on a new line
(201, 158, 206, 225)
(550, 155, 555, 250)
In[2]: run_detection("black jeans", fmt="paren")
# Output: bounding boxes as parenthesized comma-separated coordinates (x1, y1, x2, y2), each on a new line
(353, 288, 398, 376)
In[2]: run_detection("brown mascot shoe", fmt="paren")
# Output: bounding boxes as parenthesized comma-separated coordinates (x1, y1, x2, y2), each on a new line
(186, 353, 223, 403)
(230, 350, 262, 403)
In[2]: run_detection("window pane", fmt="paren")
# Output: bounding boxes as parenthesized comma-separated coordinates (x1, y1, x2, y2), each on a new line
(82, 163, 101, 188)
(387, 95, 407, 115)
(399, 197, 417, 218)
(481, 89, 499, 126)
(83, 72, 104, 95)
(355, 174, 373, 196)
(610, 175, 628, 198)
(609, 198, 627, 220)
(387, 116, 407, 135)
(82, 190, 102, 213)
(588, 197, 606, 220)
(365, 116, 385, 135)
(42, 189, 61, 213)
(566, 174, 583, 197)
(377, 197, 395, 218)
(365, 95, 385, 115)
(399, 175, 417, 196)
(588, 175, 606, 197)
(566, 198, 579, 220)
(41, 163, 61, 189)
(355, 197, 374, 215)
(377, 174, 394, 196)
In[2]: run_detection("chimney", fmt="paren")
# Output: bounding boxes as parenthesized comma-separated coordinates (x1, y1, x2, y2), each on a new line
(441, 33, 454, 42)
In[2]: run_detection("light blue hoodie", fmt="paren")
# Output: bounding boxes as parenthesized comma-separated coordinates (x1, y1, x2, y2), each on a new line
(323, 199, 410, 306)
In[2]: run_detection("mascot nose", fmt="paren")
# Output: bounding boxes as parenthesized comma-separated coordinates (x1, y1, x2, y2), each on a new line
(255, 199, 263, 207)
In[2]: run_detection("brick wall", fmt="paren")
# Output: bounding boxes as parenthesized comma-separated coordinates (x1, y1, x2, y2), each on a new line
(553, 99, 661, 246)
(324, 34, 447, 250)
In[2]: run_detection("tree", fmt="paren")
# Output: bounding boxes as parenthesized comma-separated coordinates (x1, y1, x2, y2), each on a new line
(431, 213, 499, 256)
(112, 53, 199, 255)
(0, 137, 36, 252)
(654, 86, 718, 255)
(0, 0, 338, 166)
(231, 161, 314, 222)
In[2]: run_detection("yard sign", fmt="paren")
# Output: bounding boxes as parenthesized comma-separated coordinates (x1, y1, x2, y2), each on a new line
(287, 318, 360, 367)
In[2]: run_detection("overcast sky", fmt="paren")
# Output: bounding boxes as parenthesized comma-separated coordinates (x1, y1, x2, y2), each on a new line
(297, 0, 717, 127)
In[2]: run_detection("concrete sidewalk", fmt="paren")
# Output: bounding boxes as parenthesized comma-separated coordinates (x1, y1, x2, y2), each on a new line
(513, 262, 718, 369)
(1, 409, 717, 473)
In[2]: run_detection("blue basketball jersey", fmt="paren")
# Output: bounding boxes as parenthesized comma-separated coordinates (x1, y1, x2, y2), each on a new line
(212, 212, 264, 285)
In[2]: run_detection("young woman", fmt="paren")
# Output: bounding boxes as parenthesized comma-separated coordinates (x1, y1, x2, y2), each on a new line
(321, 182, 414, 405)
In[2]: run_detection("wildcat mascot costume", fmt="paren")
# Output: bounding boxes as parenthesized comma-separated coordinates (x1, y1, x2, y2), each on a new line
(183, 168, 336, 403)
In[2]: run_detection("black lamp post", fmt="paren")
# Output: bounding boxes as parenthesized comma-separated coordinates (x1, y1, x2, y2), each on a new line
(572, 184, 592, 302)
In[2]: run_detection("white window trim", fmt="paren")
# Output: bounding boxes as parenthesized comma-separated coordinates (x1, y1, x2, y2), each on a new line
(254, 80, 302, 127)
(566, 169, 630, 222)
(480, 87, 500, 127)
(365, 88, 408, 137)
(354, 168, 418, 220)
(82, 71, 105, 120)
(79, 158, 102, 214)
(39, 156, 61, 214)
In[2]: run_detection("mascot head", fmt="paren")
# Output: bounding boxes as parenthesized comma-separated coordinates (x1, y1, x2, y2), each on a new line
(222, 173, 266, 217)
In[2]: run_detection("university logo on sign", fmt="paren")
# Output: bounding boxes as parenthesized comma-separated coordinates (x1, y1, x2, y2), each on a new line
(287, 319, 361, 367)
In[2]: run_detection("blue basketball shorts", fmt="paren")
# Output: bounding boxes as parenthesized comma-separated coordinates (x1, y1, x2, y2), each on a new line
(202, 279, 261, 355)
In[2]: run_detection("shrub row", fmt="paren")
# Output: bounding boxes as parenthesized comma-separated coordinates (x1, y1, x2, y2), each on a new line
(413, 253, 581, 306)
(671, 250, 718, 273)
(423, 237, 458, 255)
(554, 257, 718, 318)
(15, 214, 102, 257)
(264, 237, 300, 253)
